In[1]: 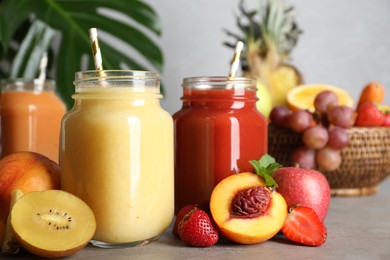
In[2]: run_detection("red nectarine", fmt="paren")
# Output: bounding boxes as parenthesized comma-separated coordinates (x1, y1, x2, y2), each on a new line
(0, 152, 60, 246)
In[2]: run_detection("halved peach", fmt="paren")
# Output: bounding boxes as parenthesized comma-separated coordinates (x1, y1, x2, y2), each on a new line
(210, 172, 287, 244)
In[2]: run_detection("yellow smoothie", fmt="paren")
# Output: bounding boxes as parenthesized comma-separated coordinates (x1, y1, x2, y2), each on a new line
(60, 74, 174, 246)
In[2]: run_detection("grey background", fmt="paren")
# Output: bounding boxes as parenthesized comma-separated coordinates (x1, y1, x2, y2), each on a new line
(140, 0, 390, 114)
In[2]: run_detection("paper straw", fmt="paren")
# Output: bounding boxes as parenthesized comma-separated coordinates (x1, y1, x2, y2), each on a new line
(89, 28, 104, 71)
(34, 52, 48, 91)
(38, 52, 48, 82)
(229, 41, 244, 77)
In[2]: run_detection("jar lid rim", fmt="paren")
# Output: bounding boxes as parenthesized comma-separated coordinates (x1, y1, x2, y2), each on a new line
(0, 78, 55, 91)
(75, 70, 160, 81)
(182, 76, 256, 89)
(0, 78, 55, 84)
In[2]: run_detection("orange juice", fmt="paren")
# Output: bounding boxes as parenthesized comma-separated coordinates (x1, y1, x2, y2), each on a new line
(60, 70, 174, 247)
(0, 79, 66, 162)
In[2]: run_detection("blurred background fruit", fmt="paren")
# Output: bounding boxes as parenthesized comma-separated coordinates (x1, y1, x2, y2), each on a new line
(287, 84, 354, 112)
(224, 0, 303, 111)
(357, 81, 385, 110)
(268, 87, 390, 196)
(256, 82, 273, 118)
(269, 89, 356, 172)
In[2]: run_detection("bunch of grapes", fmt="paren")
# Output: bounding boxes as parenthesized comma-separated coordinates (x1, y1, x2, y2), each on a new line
(270, 90, 357, 171)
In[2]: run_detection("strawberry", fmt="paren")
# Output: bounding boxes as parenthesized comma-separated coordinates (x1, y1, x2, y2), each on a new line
(355, 102, 385, 126)
(172, 204, 198, 237)
(382, 113, 390, 127)
(177, 209, 219, 247)
(281, 206, 327, 246)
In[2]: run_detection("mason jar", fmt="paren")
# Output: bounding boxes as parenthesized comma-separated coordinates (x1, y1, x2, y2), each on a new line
(173, 76, 268, 212)
(60, 70, 174, 248)
(0, 79, 66, 162)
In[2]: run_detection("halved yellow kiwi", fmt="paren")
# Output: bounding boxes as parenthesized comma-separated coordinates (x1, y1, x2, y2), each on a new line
(1, 189, 24, 255)
(10, 190, 96, 258)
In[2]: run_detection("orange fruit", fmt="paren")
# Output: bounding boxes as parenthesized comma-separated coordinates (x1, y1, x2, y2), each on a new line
(287, 84, 354, 112)
(357, 81, 385, 109)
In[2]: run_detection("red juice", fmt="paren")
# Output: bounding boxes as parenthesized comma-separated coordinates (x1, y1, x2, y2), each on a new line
(173, 77, 268, 212)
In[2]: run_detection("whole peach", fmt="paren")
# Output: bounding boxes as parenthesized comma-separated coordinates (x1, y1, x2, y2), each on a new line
(0, 152, 60, 245)
(273, 167, 330, 221)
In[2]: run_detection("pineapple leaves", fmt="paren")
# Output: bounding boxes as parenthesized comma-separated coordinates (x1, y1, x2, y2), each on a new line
(224, 0, 302, 57)
(0, 0, 163, 109)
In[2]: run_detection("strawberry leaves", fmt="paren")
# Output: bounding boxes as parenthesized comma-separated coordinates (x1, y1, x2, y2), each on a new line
(250, 154, 282, 188)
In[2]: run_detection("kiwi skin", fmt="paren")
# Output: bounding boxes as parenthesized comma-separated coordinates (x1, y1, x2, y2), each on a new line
(10, 190, 96, 258)
(1, 189, 24, 255)
(13, 232, 88, 259)
(13, 233, 88, 259)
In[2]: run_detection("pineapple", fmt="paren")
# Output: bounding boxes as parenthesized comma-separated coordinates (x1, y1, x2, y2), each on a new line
(225, 0, 303, 107)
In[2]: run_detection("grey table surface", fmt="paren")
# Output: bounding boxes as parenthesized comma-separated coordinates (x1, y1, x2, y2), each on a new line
(3, 177, 390, 260)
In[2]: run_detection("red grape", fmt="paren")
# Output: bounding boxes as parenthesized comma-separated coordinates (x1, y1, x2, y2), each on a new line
(327, 126, 350, 149)
(270, 106, 291, 128)
(327, 105, 356, 128)
(291, 146, 316, 169)
(302, 125, 329, 149)
(316, 147, 342, 171)
(289, 110, 313, 133)
(314, 90, 339, 114)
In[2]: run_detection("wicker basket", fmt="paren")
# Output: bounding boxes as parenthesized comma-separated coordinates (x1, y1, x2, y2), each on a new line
(268, 125, 390, 196)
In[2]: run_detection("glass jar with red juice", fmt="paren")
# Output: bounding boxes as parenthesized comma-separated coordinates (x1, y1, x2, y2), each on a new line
(173, 76, 268, 212)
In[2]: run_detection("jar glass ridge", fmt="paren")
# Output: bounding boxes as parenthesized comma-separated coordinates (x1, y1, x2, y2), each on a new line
(1, 78, 56, 92)
(182, 76, 256, 89)
(74, 70, 161, 93)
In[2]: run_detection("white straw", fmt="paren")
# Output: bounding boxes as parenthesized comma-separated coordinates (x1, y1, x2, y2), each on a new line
(38, 52, 48, 82)
(89, 28, 104, 71)
(229, 41, 244, 77)
(34, 52, 48, 91)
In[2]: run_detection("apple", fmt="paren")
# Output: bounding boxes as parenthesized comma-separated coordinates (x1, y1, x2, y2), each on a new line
(272, 167, 330, 221)
(256, 81, 273, 119)
(0, 151, 60, 245)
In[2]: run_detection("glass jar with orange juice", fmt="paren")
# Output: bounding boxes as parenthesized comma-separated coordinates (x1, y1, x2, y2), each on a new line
(0, 79, 66, 162)
(173, 76, 268, 212)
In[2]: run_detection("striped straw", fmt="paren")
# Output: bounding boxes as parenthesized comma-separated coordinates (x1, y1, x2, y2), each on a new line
(89, 28, 104, 71)
(229, 41, 244, 77)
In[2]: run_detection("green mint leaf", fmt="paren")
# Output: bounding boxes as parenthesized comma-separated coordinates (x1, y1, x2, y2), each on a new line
(258, 154, 276, 168)
(249, 154, 282, 188)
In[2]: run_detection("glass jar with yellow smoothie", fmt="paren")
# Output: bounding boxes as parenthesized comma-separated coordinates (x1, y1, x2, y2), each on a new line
(60, 70, 174, 248)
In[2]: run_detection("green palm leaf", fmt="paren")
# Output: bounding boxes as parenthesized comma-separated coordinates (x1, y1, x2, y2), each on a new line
(0, 0, 163, 109)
